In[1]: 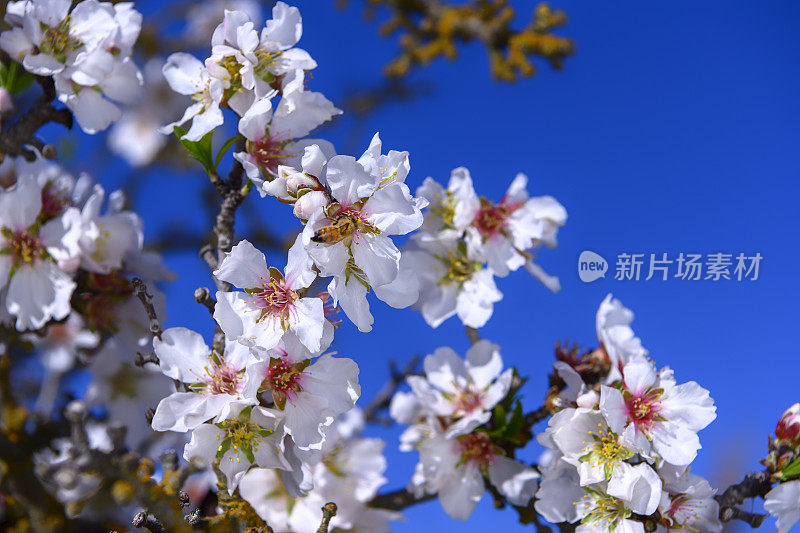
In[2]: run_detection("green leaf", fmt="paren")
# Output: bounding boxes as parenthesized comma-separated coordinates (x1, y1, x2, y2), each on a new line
(0, 61, 34, 95)
(492, 404, 507, 430)
(237, 405, 253, 422)
(173, 125, 214, 172)
(214, 134, 242, 171)
(242, 445, 255, 464)
(504, 400, 525, 437)
(216, 437, 232, 458)
(782, 456, 800, 480)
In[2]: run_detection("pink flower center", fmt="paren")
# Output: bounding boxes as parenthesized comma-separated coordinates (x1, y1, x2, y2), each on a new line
(453, 387, 483, 414)
(661, 495, 704, 529)
(248, 278, 298, 323)
(624, 388, 662, 433)
(262, 356, 307, 408)
(247, 135, 290, 175)
(472, 197, 522, 239)
(459, 432, 496, 468)
(202, 360, 242, 396)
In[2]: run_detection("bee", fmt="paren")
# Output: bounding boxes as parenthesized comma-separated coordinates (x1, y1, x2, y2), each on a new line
(311, 203, 379, 244)
(311, 213, 358, 244)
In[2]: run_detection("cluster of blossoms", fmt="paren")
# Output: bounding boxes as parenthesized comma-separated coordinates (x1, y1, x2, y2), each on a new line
(161, 1, 339, 147)
(0, 151, 174, 449)
(534, 295, 721, 532)
(239, 410, 400, 531)
(150, 321, 360, 495)
(7, 2, 795, 532)
(390, 341, 539, 519)
(0, 0, 143, 133)
(403, 167, 567, 329)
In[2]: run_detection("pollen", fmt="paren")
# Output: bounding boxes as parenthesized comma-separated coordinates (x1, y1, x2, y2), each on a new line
(436, 247, 482, 287)
(2, 229, 43, 265)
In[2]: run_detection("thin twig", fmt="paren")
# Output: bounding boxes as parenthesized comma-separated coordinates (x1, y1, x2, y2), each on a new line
(364, 356, 420, 424)
(369, 488, 436, 511)
(193, 287, 216, 315)
(131, 278, 163, 339)
(465, 326, 481, 345)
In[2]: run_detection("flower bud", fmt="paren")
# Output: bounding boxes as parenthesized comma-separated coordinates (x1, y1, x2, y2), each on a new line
(776, 403, 800, 444)
(293, 190, 328, 220)
(284, 169, 319, 196)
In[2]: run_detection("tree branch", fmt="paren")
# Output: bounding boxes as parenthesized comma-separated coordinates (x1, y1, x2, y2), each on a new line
(363, 356, 420, 425)
(0, 77, 72, 160)
(369, 488, 436, 511)
(715, 470, 773, 527)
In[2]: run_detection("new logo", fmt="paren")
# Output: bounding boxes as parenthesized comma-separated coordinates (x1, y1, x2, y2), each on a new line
(578, 251, 607, 283)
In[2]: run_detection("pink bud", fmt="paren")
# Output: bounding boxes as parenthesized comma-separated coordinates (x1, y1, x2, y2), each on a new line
(285, 171, 318, 196)
(293, 190, 328, 220)
(0, 88, 14, 114)
(776, 403, 800, 443)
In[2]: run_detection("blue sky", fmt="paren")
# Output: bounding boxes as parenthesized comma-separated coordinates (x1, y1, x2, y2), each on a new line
(67, 1, 800, 530)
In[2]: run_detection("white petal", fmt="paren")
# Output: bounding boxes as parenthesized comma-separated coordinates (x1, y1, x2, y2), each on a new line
(214, 239, 271, 288)
(438, 463, 484, 520)
(154, 327, 210, 382)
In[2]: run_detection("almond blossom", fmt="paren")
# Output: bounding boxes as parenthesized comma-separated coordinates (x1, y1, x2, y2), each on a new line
(599, 354, 717, 466)
(240, 410, 399, 531)
(0, 0, 144, 133)
(655, 470, 722, 533)
(299, 133, 427, 332)
(246, 331, 360, 450)
(150, 327, 260, 432)
(159, 52, 224, 141)
(412, 429, 539, 520)
(161, 2, 317, 140)
(183, 402, 290, 493)
(75, 183, 142, 274)
(402, 240, 502, 329)
(414, 167, 479, 244)
(463, 172, 567, 277)
(0, 175, 81, 330)
(405, 341, 512, 438)
(213, 236, 328, 353)
(596, 293, 648, 382)
(234, 88, 340, 191)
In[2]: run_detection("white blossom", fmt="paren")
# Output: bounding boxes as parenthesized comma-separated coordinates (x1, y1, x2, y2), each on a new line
(150, 327, 260, 432)
(214, 237, 329, 353)
(402, 240, 501, 329)
(765, 480, 800, 533)
(246, 331, 360, 450)
(599, 354, 716, 466)
(0, 175, 81, 330)
(405, 341, 512, 438)
(184, 403, 290, 493)
(234, 87, 340, 191)
(0, 0, 144, 133)
(463, 172, 566, 277)
(299, 133, 427, 332)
